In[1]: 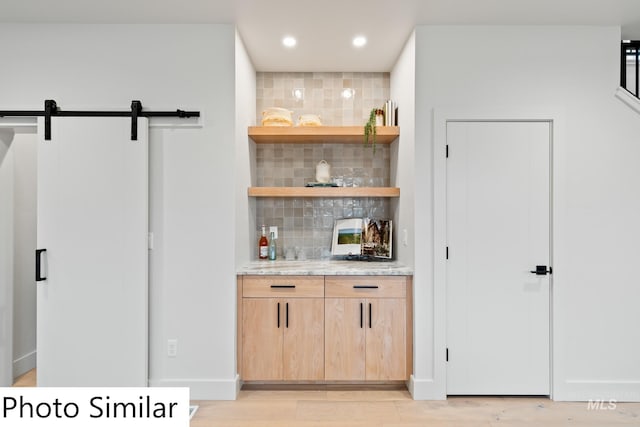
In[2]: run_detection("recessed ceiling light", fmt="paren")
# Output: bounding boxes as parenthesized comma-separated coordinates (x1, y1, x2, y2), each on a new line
(352, 36, 367, 48)
(282, 36, 297, 48)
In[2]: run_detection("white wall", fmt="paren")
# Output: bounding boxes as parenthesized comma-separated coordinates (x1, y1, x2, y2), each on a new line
(235, 30, 256, 268)
(413, 25, 640, 401)
(12, 132, 37, 378)
(389, 32, 418, 394)
(390, 31, 416, 268)
(234, 30, 256, 381)
(0, 24, 238, 399)
(0, 129, 15, 387)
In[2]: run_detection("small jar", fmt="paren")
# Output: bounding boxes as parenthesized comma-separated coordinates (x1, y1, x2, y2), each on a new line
(315, 160, 331, 183)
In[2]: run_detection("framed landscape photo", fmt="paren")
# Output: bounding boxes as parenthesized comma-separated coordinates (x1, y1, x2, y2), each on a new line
(331, 218, 363, 256)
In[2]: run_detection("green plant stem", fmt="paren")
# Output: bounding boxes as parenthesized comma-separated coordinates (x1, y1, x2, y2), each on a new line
(364, 108, 377, 154)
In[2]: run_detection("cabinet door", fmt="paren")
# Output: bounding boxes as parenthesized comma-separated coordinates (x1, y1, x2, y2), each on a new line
(325, 298, 366, 380)
(242, 298, 283, 381)
(283, 298, 324, 380)
(366, 298, 406, 380)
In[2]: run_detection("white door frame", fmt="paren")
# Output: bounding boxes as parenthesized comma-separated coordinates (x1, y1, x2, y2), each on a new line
(0, 120, 37, 386)
(432, 107, 565, 400)
(0, 127, 15, 387)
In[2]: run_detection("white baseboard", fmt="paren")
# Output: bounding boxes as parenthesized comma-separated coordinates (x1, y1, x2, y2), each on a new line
(149, 374, 240, 400)
(408, 375, 446, 400)
(13, 350, 36, 380)
(554, 380, 640, 402)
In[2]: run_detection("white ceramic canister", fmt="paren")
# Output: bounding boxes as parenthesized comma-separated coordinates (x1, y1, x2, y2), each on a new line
(315, 160, 331, 183)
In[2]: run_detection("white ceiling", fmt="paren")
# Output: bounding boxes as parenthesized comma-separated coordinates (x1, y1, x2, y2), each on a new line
(2, 0, 640, 71)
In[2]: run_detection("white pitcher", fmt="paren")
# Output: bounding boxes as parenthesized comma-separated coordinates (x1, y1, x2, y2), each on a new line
(315, 160, 331, 183)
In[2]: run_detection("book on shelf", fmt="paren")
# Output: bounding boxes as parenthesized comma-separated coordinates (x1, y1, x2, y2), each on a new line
(331, 217, 393, 259)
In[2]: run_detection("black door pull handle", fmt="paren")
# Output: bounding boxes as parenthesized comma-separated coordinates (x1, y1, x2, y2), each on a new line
(271, 285, 296, 288)
(36, 249, 47, 282)
(530, 265, 552, 275)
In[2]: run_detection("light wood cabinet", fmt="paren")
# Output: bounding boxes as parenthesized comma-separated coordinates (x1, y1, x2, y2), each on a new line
(365, 298, 406, 380)
(242, 298, 283, 381)
(238, 274, 412, 383)
(325, 298, 407, 380)
(324, 298, 366, 380)
(282, 298, 324, 380)
(241, 276, 324, 381)
(325, 276, 410, 381)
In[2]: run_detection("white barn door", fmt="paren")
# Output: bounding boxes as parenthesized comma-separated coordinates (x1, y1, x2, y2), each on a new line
(37, 117, 148, 386)
(446, 121, 551, 395)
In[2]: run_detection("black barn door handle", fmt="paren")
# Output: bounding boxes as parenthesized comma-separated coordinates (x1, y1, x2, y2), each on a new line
(36, 249, 47, 282)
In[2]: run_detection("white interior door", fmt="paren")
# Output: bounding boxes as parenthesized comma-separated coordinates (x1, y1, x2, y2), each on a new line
(37, 117, 148, 386)
(446, 121, 550, 395)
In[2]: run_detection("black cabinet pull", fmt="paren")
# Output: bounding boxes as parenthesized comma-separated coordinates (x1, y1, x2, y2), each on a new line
(360, 302, 363, 328)
(369, 303, 372, 328)
(277, 302, 280, 328)
(286, 303, 289, 328)
(35, 249, 47, 282)
(353, 285, 379, 289)
(271, 285, 296, 288)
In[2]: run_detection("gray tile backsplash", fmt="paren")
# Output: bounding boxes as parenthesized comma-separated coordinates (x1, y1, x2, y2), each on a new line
(256, 143, 391, 188)
(256, 197, 390, 260)
(255, 72, 392, 260)
(256, 72, 390, 126)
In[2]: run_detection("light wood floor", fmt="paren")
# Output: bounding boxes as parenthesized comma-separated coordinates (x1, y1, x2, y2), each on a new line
(13, 371, 640, 426)
(11, 369, 36, 387)
(191, 390, 640, 427)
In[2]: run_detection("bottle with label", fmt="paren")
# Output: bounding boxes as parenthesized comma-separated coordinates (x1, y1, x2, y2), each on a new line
(268, 231, 277, 261)
(258, 225, 269, 260)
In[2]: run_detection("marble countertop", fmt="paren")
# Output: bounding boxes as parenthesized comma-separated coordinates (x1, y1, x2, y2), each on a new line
(237, 260, 413, 276)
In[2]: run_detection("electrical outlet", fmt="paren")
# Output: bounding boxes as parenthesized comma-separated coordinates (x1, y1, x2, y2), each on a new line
(403, 229, 408, 246)
(167, 339, 177, 357)
(269, 226, 278, 239)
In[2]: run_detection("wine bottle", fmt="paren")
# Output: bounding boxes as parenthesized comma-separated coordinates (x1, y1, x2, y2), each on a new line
(268, 231, 277, 260)
(258, 225, 268, 260)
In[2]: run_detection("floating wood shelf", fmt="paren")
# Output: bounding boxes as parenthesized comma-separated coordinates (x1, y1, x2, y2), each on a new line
(248, 126, 399, 144)
(248, 187, 400, 198)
